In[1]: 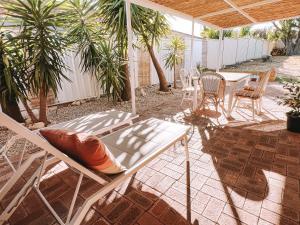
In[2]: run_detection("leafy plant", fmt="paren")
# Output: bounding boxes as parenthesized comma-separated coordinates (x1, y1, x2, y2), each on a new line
(96, 40, 126, 101)
(164, 36, 185, 89)
(0, 31, 25, 122)
(65, 0, 103, 75)
(3, 0, 69, 124)
(65, 0, 125, 101)
(279, 81, 300, 117)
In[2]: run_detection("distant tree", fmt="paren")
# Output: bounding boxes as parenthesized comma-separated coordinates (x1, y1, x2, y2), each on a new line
(239, 26, 251, 37)
(272, 19, 300, 55)
(164, 36, 185, 89)
(201, 27, 235, 39)
(251, 29, 268, 39)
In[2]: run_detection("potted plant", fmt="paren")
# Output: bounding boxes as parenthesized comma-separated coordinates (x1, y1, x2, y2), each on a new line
(279, 81, 300, 133)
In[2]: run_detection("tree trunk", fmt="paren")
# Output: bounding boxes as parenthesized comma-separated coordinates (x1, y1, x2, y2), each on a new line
(173, 65, 177, 89)
(146, 44, 169, 92)
(21, 98, 38, 123)
(39, 82, 49, 125)
(0, 95, 24, 123)
(121, 63, 132, 101)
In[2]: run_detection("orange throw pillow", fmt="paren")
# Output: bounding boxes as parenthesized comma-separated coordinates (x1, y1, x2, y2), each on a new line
(40, 129, 126, 174)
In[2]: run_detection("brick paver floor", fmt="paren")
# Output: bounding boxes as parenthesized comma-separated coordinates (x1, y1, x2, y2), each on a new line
(1, 82, 300, 225)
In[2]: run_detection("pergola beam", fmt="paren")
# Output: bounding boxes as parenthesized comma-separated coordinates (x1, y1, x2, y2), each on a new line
(197, 0, 280, 19)
(222, 0, 257, 23)
(129, 0, 222, 30)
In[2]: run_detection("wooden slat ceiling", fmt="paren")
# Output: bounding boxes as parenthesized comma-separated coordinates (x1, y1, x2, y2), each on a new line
(148, 0, 300, 28)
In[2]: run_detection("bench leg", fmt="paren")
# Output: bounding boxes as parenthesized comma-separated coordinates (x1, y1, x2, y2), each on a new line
(183, 135, 189, 162)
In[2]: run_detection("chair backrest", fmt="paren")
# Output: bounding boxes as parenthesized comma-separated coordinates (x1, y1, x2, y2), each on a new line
(253, 69, 271, 97)
(200, 72, 225, 97)
(179, 68, 192, 88)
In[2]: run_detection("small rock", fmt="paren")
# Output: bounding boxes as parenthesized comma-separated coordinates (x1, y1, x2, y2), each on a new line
(157, 90, 171, 95)
(80, 99, 86, 104)
(25, 118, 32, 125)
(140, 88, 147, 97)
(30, 122, 45, 130)
(49, 106, 58, 112)
(71, 101, 81, 106)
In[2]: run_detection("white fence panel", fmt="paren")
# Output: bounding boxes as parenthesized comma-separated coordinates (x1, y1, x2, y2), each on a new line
(207, 39, 219, 70)
(247, 39, 256, 60)
(262, 40, 270, 55)
(222, 38, 238, 66)
(254, 40, 263, 58)
(56, 52, 101, 104)
(236, 38, 249, 63)
(183, 37, 203, 70)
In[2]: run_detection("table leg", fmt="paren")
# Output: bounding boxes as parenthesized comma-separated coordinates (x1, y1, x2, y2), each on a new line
(192, 84, 198, 111)
(226, 83, 237, 118)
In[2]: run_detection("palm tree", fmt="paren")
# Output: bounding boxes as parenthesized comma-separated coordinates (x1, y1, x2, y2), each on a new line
(4, 0, 69, 125)
(164, 36, 185, 89)
(0, 31, 24, 122)
(100, 0, 170, 94)
(0, 22, 39, 123)
(65, 0, 125, 101)
(134, 9, 170, 92)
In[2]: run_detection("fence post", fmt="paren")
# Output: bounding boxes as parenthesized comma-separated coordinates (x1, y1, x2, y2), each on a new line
(217, 29, 223, 72)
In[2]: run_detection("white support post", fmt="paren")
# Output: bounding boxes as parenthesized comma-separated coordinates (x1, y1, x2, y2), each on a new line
(125, 0, 136, 115)
(217, 29, 224, 72)
(190, 18, 195, 72)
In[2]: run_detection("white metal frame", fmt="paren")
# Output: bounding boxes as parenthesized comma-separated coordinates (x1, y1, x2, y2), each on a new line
(0, 113, 190, 225)
(0, 111, 138, 223)
(126, 0, 136, 115)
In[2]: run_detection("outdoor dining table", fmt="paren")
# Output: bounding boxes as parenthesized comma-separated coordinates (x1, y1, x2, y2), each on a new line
(192, 72, 251, 118)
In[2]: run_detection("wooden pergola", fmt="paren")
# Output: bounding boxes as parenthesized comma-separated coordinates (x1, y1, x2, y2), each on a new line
(126, 0, 300, 114)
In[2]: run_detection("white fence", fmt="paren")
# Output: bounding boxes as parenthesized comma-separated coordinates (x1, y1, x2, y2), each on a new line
(57, 52, 102, 104)
(16, 36, 274, 106)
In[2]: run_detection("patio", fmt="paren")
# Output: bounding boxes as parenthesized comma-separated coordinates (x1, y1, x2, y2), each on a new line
(1, 72, 299, 225)
(0, 0, 299, 223)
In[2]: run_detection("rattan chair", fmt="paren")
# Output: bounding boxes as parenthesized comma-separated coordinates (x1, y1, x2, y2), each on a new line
(199, 72, 225, 111)
(233, 70, 271, 120)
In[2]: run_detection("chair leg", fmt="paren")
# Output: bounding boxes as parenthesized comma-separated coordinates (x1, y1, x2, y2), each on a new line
(181, 93, 185, 106)
(214, 97, 218, 112)
(251, 99, 255, 120)
(232, 97, 239, 111)
(255, 100, 260, 114)
(259, 98, 262, 114)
